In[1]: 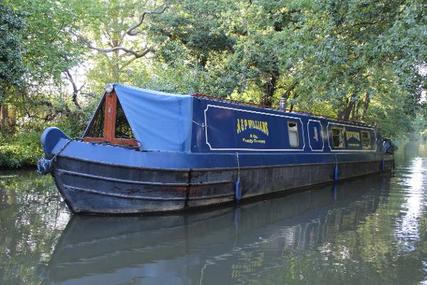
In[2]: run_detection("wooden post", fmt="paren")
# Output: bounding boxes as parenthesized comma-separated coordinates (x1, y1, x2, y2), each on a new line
(103, 91, 117, 141)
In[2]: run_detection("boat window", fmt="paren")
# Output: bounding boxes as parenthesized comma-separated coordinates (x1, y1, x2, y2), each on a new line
(331, 127, 345, 148)
(288, 121, 299, 148)
(115, 99, 135, 139)
(345, 130, 361, 148)
(85, 97, 105, 137)
(361, 131, 371, 149)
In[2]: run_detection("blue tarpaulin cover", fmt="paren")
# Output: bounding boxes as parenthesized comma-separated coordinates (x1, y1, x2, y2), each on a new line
(114, 84, 193, 152)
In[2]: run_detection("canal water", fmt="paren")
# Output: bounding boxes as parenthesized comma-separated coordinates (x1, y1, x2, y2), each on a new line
(1, 155, 427, 284)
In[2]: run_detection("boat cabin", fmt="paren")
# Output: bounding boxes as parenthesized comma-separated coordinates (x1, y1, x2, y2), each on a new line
(82, 84, 377, 154)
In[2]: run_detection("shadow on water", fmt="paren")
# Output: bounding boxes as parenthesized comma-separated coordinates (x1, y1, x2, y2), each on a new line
(43, 174, 391, 285)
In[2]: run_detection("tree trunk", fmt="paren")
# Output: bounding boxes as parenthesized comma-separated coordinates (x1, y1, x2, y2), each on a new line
(65, 69, 82, 109)
(361, 92, 370, 120)
(338, 100, 355, 121)
(111, 34, 121, 82)
(338, 94, 358, 121)
(0, 104, 15, 132)
(9, 106, 16, 130)
(281, 81, 298, 111)
(0, 104, 8, 129)
(261, 72, 278, 108)
(289, 92, 300, 112)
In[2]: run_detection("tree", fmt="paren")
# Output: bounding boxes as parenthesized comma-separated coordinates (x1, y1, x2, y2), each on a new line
(133, 0, 232, 94)
(289, 0, 426, 122)
(149, 0, 306, 104)
(0, 3, 24, 129)
(3, 0, 85, 126)
(68, 0, 169, 94)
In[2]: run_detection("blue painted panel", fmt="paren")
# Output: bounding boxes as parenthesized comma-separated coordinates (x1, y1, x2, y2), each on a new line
(203, 104, 304, 151)
(191, 97, 381, 154)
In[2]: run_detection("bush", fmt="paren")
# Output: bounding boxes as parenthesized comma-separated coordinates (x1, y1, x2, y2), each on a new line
(0, 130, 42, 169)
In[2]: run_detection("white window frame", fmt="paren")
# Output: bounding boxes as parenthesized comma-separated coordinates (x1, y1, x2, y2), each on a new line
(288, 120, 300, 148)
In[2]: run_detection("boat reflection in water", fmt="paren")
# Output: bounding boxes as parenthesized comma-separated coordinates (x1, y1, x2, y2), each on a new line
(45, 174, 390, 285)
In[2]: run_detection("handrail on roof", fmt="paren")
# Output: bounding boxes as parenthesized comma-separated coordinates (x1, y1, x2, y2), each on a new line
(192, 93, 374, 128)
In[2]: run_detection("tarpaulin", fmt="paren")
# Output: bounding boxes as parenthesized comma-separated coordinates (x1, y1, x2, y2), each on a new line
(114, 84, 193, 152)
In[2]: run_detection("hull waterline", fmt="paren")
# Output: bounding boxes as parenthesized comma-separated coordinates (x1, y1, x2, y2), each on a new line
(51, 150, 393, 215)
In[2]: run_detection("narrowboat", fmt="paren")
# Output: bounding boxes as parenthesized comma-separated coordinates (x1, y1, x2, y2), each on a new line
(37, 84, 394, 214)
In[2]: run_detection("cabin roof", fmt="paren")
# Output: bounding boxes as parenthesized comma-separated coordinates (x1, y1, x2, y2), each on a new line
(191, 93, 375, 128)
(113, 84, 374, 129)
(96, 84, 375, 152)
(114, 84, 374, 129)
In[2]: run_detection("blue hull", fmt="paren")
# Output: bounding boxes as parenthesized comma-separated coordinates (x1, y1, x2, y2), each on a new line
(44, 138, 393, 214)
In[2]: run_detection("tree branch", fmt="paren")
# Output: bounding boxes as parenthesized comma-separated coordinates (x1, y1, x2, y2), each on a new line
(126, 6, 168, 36)
(72, 30, 154, 58)
(87, 44, 153, 58)
(64, 69, 84, 109)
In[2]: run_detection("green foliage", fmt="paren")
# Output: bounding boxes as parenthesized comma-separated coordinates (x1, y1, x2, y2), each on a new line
(146, 0, 426, 129)
(0, 131, 42, 169)
(70, 0, 170, 92)
(1, 0, 86, 136)
(290, 0, 426, 122)
(6, 0, 83, 86)
(0, 3, 24, 102)
(156, 0, 424, 140)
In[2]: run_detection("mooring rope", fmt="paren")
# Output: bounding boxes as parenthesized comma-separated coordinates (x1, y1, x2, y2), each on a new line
(37, 139, 73, 175)
(192, 120, 205, 128)
(236, 152, 241, 178)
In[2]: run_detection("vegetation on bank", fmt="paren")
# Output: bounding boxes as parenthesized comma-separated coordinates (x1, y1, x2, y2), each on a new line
(0, 132, 40, 169)
(0, 0, 426, 169)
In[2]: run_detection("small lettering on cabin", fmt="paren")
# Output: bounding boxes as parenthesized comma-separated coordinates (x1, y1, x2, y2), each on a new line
(242, 134, 266, 144)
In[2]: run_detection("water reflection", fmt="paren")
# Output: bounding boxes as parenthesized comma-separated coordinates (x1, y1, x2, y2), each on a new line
(395, 157, 426, 252)
(2, 157, 427, 284)
(0, 170, 69, 285)
(44, 175, 390, 285)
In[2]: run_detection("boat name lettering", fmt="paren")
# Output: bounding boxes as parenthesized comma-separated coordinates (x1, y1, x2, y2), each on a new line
(236, 119, 269, 136)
